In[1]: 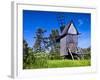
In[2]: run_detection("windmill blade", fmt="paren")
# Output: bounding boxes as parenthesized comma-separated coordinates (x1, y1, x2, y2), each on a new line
(56, 13, 66, 27)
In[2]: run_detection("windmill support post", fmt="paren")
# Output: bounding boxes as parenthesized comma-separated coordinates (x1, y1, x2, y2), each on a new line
(68, 48, 74, 60)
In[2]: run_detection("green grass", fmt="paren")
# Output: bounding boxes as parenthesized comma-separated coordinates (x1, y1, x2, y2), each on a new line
(25, 59, 91, 69)
(47, 60, 91, 68)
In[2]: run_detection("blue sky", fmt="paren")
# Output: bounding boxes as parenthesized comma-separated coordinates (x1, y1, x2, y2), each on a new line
(23, 10, 91, 48)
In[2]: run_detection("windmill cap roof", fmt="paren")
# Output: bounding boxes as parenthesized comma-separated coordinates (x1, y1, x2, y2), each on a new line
(56, 20, 80, 42)
(61, 20, 79, 36)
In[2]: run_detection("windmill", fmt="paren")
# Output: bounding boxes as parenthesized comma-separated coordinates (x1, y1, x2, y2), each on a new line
(56, 14, 84, 60)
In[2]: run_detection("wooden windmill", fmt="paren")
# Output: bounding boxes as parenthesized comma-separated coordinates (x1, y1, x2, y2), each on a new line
(56, 20, 83, 60)
(56, 13, 83, 60)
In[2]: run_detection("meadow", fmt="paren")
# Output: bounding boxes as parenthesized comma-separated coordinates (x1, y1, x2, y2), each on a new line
(47, 60, 90, 68)
(24, 59, 91, 69)
(23, 40, 91, 69)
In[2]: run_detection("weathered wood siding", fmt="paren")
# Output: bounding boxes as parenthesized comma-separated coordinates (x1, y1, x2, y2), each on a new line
(60, 35, 78, 56)
(66, 35, 78, 52)
(60, 36, 68, 56)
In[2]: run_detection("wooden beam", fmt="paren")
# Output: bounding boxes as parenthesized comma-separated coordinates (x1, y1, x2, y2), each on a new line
(68, 48, 74, 60)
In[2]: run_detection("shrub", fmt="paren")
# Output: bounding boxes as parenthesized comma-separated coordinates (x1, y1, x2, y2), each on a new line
(23, 52, 35, 69)
(23, 50, 49, 69)
(32, 52, 49, 68)
(49, 52, 61, 60)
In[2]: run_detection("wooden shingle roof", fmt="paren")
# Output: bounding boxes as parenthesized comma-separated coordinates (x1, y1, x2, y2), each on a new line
(56, 20, 79, 42)
(61, 20, 79, 36)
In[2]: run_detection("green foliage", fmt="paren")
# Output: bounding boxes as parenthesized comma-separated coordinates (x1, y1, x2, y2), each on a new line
(49, 52, 61, 60)
(82, 47, 91, 59)
(83, 53, 91, 59)
(60, 25, 65, 32)
(23, 47, 35, 69)
(49, 29, 59, 50)
(23, 40, 30, 69)
(24, 52, 49, 69)
(33, 52, 48, 68)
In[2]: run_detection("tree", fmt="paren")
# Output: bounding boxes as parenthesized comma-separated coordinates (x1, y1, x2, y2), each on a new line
(23, 40, 29, 68)
(82, 47, 91, 59)
(33, 28, 48, 52)
(23, 40, 28, 62)
(23, 40, 36, 69)
(49, 29, 59, 51)
(60, 25, 65, 32)
(49, 29, 60, 59)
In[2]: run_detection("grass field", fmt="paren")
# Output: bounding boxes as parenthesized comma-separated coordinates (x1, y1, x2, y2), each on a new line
(47, 60, 91, 68)
(25, 59, 91, 69)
